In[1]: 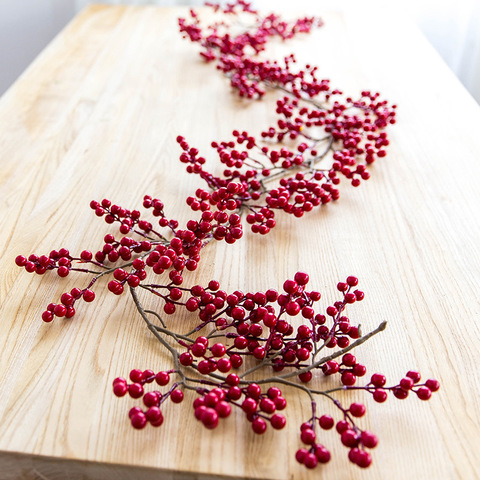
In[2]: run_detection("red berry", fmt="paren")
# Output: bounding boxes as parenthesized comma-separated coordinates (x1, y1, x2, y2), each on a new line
(283, 279, 298, 294)
(186, 298, 199, 312)
(60, 292, 74, 306)
(353, 363, 366, 376)
(300, 428, 316, 445)
(143, 391, 160, 407)
(108, 280, 123, 295)
(147, 407, 164, 426)
(170, 389, 184, 403)
(294, 271, 309, 285)
(113, 382, 128, 397)
(210, 343, 226, 357)
(371, 373, 386, 387)
(361, 430, 378, 448)
(164, 302, 176, 315)
(336, 420, 349, 434)
(197, 360, 212, 374)
(131, 412, 147, 429)
(393, 387, 409, 399)
(342, 353, 356, 366)
(226, 374, 239, 386)
(346, 276, 358, 286)
(42, 311, 54, 322)
(303, 452, 318, 469)
(217, 357, 231, 373)
(341, 429, 360, 447)
(267, 387, 281, 399)
(242, 397, 258, 414)
(326, 306, 337, 317)
(270, 414, 286, 429)
(406, 370, 421, 383)
(191, 342, 207, 357)
(416, 386, 432, 400)
(296, 448, 308, 464)
(57, 266, 69, 277)
(201, 408, 219, 429)
(227, 386, 242, 401)
(204, 392, 219, 408)
(179, 352, 193, 366)
(341, 371, 356, 386)
(426, 379, 440, 392)
(83, 289, 95, 302)
(252, 417, 267, 434)
(314, 445, 331, 463)
(143, 370, 155, 382)
(15, 255, 27, 267)
(348, 447, 360, 464)
(113, 376, 126, 386)
(260, 398, 276, 414)
(355, 450, 372, 468)
(322, 361, 339, 375)
(319, 415, 334, 430)
(129, 369, 144, 383)
(400, 377, 414, 391)
(53, 304, 67, 317)
(253, 346, 266, 359)
(297, 325, 311, 339)
(373, 388, 388, 403)
(128, 383, 144, 398)
(273, 396, 287, 410)
(129, 406, 142, 419)
(230, 354, 243, 368)
(349, 402, 366, 417)
(299, 371, 312, 383)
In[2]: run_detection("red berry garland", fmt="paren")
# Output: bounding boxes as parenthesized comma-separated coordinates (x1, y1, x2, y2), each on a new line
(14, 0, 438, 473)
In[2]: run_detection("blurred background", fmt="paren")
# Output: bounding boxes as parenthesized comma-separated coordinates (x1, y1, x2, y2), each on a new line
(0, 0, 479, 103)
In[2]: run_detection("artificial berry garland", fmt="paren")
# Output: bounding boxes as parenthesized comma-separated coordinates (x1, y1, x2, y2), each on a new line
(15, 1, 438, 472)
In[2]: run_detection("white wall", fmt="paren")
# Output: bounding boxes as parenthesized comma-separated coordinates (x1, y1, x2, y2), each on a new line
(405, 0, 480, 103)
(0, 0, 76, 94)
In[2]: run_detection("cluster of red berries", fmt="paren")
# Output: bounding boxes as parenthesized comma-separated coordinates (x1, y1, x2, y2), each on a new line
(179, 335, 240, 373)
(15, 248, 82, 278)
(176, 101, 394, 232)
(15, 249, 98, 322)
(329, 408, 378, 470)
(157, 272, 327, 372)
(294, 371, 440, 473)
(113, 369, 184, 429)
(366, 370, 441, 403)
(17, 240, 439, 471)
(179, 3, 322, 99)
(94, 234, 152, 265)
(192, 382, 286, 433)
(90, 199, 157, 237)
(177, 2, 396, 237)
(296, 418, 332, 469)
(167, 273, 366, 379)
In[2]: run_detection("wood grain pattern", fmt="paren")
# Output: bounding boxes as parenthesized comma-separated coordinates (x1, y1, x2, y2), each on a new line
(0, 4, 479, 480)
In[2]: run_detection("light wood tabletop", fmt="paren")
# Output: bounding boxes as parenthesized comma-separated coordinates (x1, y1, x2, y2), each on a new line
(0, 4, 479, 480)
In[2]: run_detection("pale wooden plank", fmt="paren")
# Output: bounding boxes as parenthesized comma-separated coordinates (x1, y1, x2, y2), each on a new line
(0, 4, 479, 480)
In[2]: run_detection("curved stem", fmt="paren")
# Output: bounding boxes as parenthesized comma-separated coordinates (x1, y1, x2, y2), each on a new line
(129, 286, 184, 380)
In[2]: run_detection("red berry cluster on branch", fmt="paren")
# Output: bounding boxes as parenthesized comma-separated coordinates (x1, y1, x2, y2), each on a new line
(179, 2, 322, 99)
(178, 3, 396, 235)
(13, 0, 439, 473)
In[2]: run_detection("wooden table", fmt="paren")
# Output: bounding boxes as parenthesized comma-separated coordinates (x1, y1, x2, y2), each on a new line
(1, 5, 479, 480)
